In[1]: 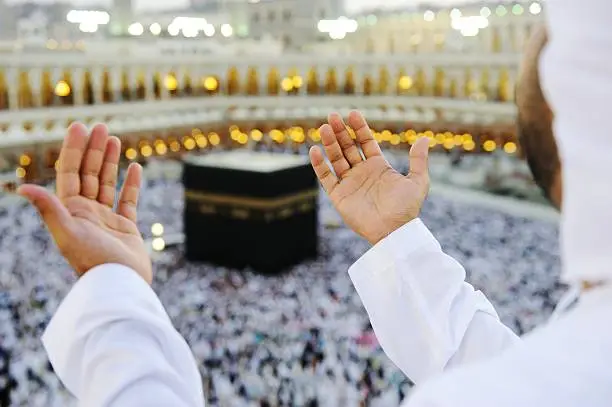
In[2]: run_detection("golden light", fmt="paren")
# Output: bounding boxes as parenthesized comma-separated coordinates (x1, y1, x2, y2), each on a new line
(203, 77, 218, 91)
(15, 167, 26, 178)
(390, 134, 401, 145)
(208, 132, 221, 146)
(373, 132, 382, 143)
(292, 76, 303, 88)
(155, 143, 168, 155)
(54, 81, 71, 97)
(428, 138, 437, 148)
(270, 129, 283, 141)
(504, 142, 517, 154)
(424, 130, 434, 138)
(483, 140, 497, 152)
(443, 139, 455, 149)
(151, 223, 164, 236)
(281, 78, 294, 92)
(454, 135, 463, 145)
(309, 129, 321, 142)
(125, 148, 138, 160)
(229, 125, 239, 132)
(462, 133, 473, 142)
(290, 129, 305, 143)
(164, 75, 178, 91)
(237, 133, 249, 144)
(250, 129, 263, 141)
(141, 145, 153, 157)
(381, 130, 392, 141)
(230, 129, 241, 140)
(195, 135, 208, 148)
(152, 237, 165, 252)
(169, 140, 181, 152)
(463, 140, 476, 151)
(183, 137, 196, 150)
(19, 155, 31, 166)
(192, 128, 203, 137)
(435, 133, 445, 143)
(398, 76, 413, 90)
(407, 133, 418, 144)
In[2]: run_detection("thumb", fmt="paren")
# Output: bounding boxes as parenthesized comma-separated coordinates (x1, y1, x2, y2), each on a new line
(18, 184, 73, 240)
(408, 137, 430, 180)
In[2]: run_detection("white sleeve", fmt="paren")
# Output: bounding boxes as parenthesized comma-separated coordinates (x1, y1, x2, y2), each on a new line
(349, 219, 520, 383)
(42, 264, 205, 407)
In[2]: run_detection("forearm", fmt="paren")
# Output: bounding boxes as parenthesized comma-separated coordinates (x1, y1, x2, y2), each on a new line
(43, 264, 204, 407)
(349, 219, 520, 383)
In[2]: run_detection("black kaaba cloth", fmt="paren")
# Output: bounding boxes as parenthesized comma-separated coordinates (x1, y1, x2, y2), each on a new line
(183, 151, 319, 273)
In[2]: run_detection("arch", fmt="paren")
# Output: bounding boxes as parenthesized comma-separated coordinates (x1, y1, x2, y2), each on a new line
(324, 68, 337, 94)
(480, 68, 490, 98)
(463, 68, 476, 97)
(363, 75, 374, 95)
(449, 78, 458, 98)
(226, 66, 240, 95)
(433, 68, 445, 97)
(492, 27, 502, 53)
(306, 68, 319, 95)
(378, 66, 390, 94)
(267, 67, 280, 95)
(396, 68, 409, 95)
(497, 68, 510, 102)
(83, 70, 95, 105)
(152, 71, 162, 99)
(0, 70, 8, 110)
(182, 71, 193, 95)
(343, 66, 355, 94)
(41, 69, 54, 107)
(414, 68, 427, 96)
(246, 66, 259, 95)
(165, 71, 179, 97)
(121, 70, 132, 101)
(136, 69, 146, 100)
(59, 69, 74, 106)
(102, 69, 114, 103)
(18, 70, 34, 109)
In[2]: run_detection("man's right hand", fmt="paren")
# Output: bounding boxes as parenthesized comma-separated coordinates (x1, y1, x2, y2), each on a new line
(18, 123, 153, 284)
(309, 111, 430, 245)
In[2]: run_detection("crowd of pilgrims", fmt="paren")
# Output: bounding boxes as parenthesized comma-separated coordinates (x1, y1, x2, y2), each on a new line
(0, 155, 565, 406)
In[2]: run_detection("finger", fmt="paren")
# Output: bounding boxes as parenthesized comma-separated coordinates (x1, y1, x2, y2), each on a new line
(408, 137, 430, 181)
(309, 146, 339, 195)
(18, 184, 73, 244)
(97, 137, 121, 207)
(320, 124, 351, 178)
(347, 110, 382, 159)
(117, 163, 142, 223)
(80, 124, 109, 200)
(57, 123, 89, 201)
(328, 113, 363, 167)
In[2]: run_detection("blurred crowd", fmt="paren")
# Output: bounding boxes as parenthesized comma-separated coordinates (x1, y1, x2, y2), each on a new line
(0, 159, 564, 406)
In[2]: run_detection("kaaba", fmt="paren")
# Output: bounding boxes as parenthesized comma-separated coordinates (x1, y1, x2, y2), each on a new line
(183, 150, 319, 273)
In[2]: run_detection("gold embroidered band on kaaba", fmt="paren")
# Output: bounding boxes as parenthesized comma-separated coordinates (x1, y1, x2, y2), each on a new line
(185, 189, 318, 221)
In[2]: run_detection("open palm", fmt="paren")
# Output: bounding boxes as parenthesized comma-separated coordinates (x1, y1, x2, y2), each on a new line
(18, 123, 152, 283)
(309, 111, 430, 245)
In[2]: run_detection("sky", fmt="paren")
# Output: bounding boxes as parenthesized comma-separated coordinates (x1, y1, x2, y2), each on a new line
(6, 0, 467, 13)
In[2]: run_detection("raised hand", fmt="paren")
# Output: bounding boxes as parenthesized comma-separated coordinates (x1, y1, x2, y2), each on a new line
(309, 111, 430, 245)
(18, 123, 152, 283)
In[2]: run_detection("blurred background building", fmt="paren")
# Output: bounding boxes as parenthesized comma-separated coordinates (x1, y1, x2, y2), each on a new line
(0, 1, 561, 406)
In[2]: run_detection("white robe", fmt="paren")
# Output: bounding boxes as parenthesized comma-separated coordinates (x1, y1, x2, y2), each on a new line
(42, 264, 205, 407)
(350, 219, 612, 407)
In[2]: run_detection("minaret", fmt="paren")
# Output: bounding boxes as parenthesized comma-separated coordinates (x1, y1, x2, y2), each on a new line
(110, 0, 135, 36)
